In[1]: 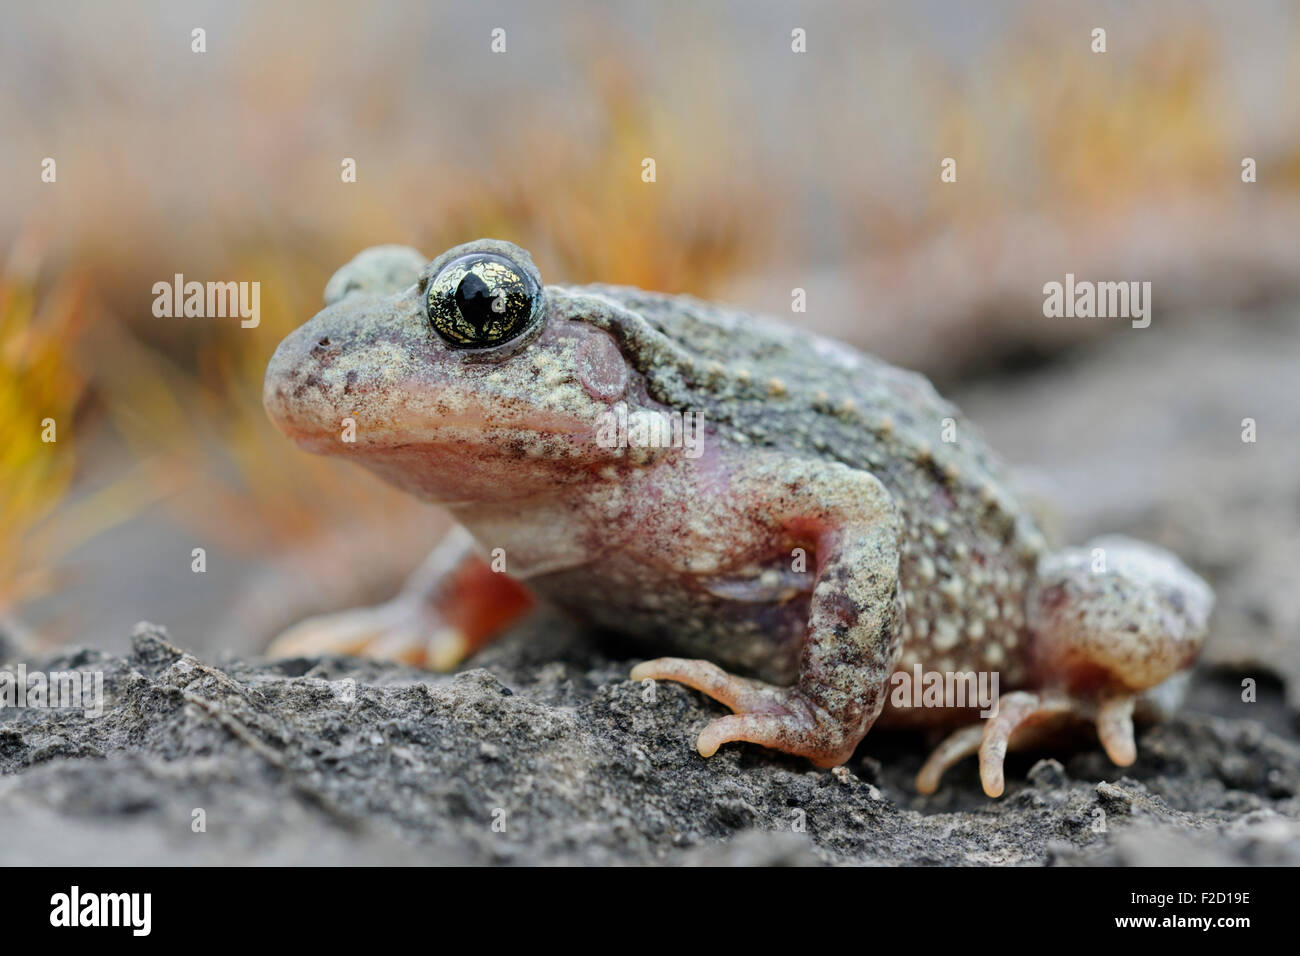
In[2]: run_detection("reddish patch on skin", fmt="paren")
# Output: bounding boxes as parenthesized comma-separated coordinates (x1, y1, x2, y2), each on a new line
(1054, 658, 1125, 696)
(438, 558, 535, 652)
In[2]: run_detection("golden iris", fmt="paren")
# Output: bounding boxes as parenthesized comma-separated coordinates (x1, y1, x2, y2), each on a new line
(426, 254, 539, 348)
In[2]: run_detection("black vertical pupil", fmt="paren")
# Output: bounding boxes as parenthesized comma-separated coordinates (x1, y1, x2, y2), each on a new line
(455, 273, 496, 332)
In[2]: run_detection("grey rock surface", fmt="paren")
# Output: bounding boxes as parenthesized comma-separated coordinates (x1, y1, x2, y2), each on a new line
(1, 620, 1296, 866)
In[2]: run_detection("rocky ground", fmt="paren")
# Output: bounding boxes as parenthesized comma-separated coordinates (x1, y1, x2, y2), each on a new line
(0, 616, 1295, 866)
(3, 303, 1297, 866)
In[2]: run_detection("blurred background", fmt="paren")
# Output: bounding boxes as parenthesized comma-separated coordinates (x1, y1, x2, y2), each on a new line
(2, 1, 1298, 708)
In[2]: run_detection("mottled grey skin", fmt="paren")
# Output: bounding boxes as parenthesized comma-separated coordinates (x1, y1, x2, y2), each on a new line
(264, 238, 1214, 795)
(554, 282, 1045, 685)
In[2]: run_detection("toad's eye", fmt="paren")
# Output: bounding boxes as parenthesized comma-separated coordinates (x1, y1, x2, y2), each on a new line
(425, 253, 541, 349)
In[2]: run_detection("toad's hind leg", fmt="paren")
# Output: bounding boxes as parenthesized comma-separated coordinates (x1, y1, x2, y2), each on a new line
(267, 526, 533, 670)
(632, 458, 904, 769)
(917, 535, 1213, 797)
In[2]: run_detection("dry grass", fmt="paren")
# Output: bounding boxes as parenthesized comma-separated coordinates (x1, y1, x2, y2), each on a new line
(0, 252, 92, 610)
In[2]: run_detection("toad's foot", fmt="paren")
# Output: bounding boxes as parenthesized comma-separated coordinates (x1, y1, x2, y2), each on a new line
(630, 658, 855, 768)
(267, 599, 470, 671)
(266, 527, 533, 671)
(915, 689, 1138, 798)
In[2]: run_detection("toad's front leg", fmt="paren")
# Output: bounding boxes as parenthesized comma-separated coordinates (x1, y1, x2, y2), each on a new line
(267, 526, 533, 670)
(632, 458, 904, 768)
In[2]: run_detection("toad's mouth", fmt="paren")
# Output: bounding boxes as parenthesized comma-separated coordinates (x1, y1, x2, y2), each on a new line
(273, 406, 600, 456)
(276, 412, 620, 507)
